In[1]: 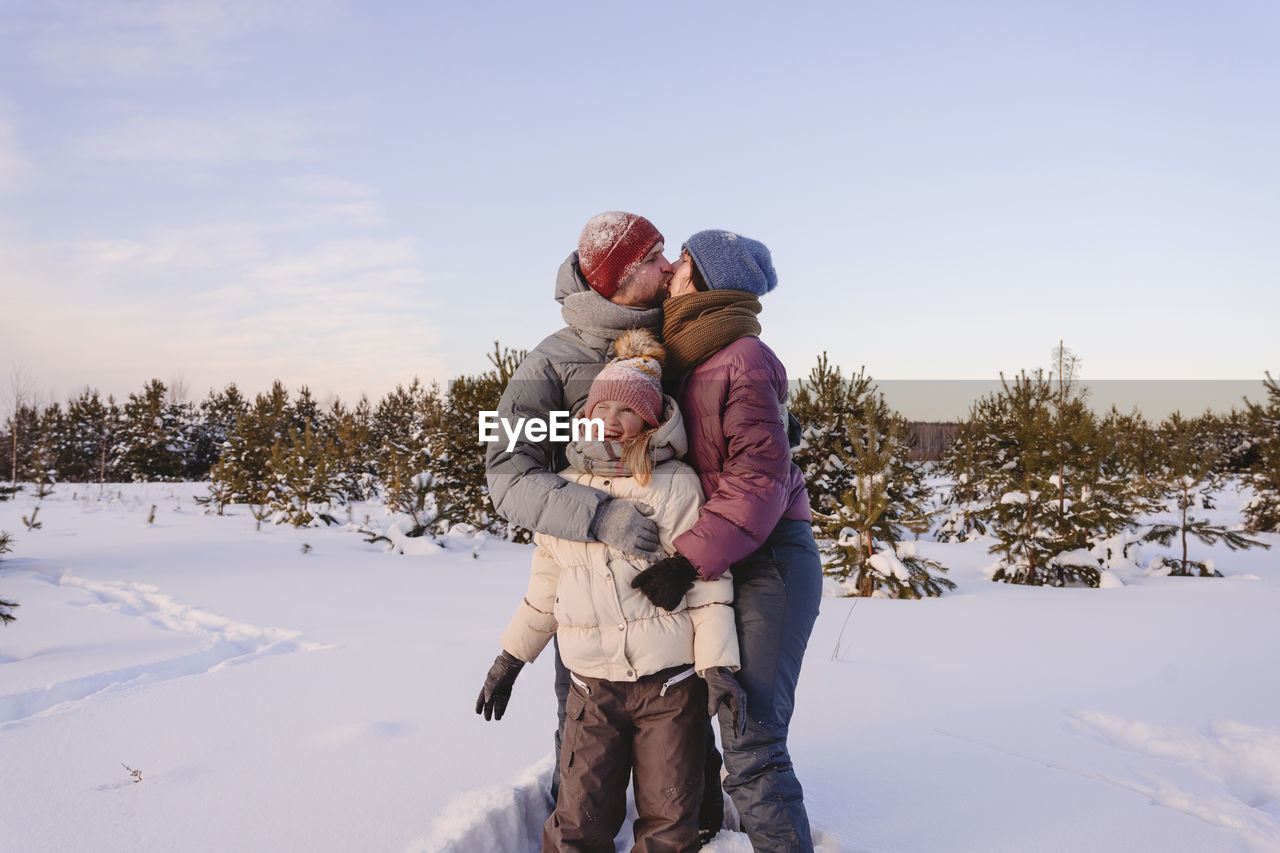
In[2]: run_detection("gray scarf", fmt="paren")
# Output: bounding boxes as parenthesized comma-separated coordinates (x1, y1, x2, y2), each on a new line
(565, 435, 677, 479)
(561, 289, 662, 345)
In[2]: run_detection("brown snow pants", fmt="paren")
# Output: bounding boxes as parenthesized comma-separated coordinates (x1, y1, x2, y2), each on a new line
(543, 663, 708, 853)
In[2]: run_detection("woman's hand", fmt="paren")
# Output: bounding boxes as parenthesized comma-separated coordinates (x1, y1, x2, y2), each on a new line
(631, 553, 699, 611)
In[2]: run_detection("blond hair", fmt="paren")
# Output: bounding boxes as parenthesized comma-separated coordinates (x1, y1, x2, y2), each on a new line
(621, 427, 658, 486)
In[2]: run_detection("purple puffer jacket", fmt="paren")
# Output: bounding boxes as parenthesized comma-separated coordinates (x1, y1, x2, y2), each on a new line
(672, 336, 812, 581)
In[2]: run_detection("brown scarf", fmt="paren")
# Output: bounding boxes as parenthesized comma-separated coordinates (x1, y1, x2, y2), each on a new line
(661, 290, 762, 378)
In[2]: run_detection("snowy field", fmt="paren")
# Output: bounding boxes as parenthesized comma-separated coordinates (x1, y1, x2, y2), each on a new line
(2, 482, 1278, 853)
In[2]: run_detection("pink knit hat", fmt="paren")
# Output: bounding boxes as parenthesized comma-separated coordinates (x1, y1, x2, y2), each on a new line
(582, 329, 665, 428)
(577, 211, 664, 298)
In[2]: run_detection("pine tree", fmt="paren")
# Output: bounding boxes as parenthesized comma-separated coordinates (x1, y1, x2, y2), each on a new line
(967, 370, 1102, 587)
(971, 366, 1165, 586)
(205, 382, 297, 527)
(968, 374, 1071, 584)
(32, 402, 65, 497)
(1, 530, 16, 625)
(1142, 411, 1270, 575)
(189, 384, 248, 481)
(429, 343, 529, 541)
(791, 354, 951, 598)
(1099, 407, 1162, 497)
(372, 380, 440, 537)
(325, 395, 375, 503)
(1, 403, 39, 486)
(63, 388, 121, 485)
(1242, 373, 1280, 533)
(266, 422, 342, 527)
(935, 417, 990, 542)
(117, 380, 191, 481)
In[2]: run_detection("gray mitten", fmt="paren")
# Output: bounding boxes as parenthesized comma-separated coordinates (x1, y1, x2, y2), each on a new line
(590, 498, 661, 558)
(705, 667, 747, 738)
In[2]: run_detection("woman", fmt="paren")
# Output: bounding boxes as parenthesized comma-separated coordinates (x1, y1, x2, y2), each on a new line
(631, 230, 822, 853)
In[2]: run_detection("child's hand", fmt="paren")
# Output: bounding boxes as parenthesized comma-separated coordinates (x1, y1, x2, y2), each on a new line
(475, 650, 525, 721)
(631, 553, 699, 611)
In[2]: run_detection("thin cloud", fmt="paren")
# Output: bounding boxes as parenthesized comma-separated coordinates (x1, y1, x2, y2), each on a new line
(0, 212, 446, 405)
(23, 0, 341, 79)
(0, 106, 35, 194)
(72, 112, 318, 165)
(280, 176, 389, 227)
(284, 175, 378, 200)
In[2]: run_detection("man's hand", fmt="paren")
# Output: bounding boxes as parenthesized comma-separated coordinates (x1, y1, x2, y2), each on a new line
(631, 553, 699, 611)
(591, 498, 661, 558)
(705, 667, 748, 738)
(475, 650, 525, 721)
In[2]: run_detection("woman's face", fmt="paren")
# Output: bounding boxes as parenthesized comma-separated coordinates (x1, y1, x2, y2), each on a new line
(589, 400, 648, 440)
(668, 249, 701, 298)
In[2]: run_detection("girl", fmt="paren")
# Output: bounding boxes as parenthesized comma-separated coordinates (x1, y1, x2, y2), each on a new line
(476, 329, 746, 853)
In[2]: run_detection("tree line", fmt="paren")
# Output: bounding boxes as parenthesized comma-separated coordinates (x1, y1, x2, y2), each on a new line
(3, 348, 1278, 602)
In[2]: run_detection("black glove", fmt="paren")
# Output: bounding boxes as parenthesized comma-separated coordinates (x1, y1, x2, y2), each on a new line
(631, 553, 699, 612)
(705, 667, 748, 738)
(475, 650, 525, 721)
(591, 498, 662, 558)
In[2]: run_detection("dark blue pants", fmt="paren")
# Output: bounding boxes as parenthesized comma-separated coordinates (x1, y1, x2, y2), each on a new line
(719, 517, 822, 852)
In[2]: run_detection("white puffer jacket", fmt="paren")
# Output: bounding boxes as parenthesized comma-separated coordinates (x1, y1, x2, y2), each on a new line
(500, 403, 739, 680)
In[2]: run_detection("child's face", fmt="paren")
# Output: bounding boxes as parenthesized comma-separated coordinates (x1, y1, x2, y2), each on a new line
(589, 400, 648, 441)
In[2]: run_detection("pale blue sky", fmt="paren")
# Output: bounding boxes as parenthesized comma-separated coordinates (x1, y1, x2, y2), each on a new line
(2, 0, 1277, 418)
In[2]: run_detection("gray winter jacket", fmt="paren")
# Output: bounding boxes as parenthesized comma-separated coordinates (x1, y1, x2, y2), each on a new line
(485, 252, 663, 541)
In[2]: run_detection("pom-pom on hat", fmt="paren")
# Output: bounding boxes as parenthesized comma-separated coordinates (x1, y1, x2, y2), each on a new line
(582, 329, 666, 428)
(683, 230, 777, 296)
(577, 211, 664, 298)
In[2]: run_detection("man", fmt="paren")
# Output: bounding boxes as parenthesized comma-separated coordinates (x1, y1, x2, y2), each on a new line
(481, 211, 684, 796)
(485, 210, 672, 554)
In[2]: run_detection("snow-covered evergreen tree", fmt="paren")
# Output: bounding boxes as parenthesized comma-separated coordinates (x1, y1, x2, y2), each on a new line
(1242, 373, 1280, 533)
(1142, 411, 1270, 575)
(934, 416, 990, 542)
(325, 395, 375, 503)
(32, 402, 65, 497)
(966, 365, 1145, 588)
(1, 403, 38, 486)
(116, 380, 192, 481)
(1192, 408, 1261, 475)
(430, 343, 528, 541)
(372, 380, 439, 537)
(64, 388, 121, 485)
(189, 384, 248, 482)
(205, 382, 298, 526)
(1, 530, 16, 625)
(267, 422, 342, 527)
(791, 354, 951, 598)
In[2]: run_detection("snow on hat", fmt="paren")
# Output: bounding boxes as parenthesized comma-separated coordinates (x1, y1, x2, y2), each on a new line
(582, 329, 665, 428)
(577, 211, 664, 298)
(683, 230, 777, 296)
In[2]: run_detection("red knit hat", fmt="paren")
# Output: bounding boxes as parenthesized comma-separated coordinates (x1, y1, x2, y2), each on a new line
(577, 211, 664, 298)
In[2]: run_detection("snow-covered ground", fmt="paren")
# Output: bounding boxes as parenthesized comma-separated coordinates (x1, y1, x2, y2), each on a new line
(1, 482, 1278, 852)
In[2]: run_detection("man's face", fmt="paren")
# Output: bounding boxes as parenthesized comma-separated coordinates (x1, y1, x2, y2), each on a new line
(610, 243, 673, 308)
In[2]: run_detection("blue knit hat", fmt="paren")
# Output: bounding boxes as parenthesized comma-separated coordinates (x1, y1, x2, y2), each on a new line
(683, 230, 777, 296)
